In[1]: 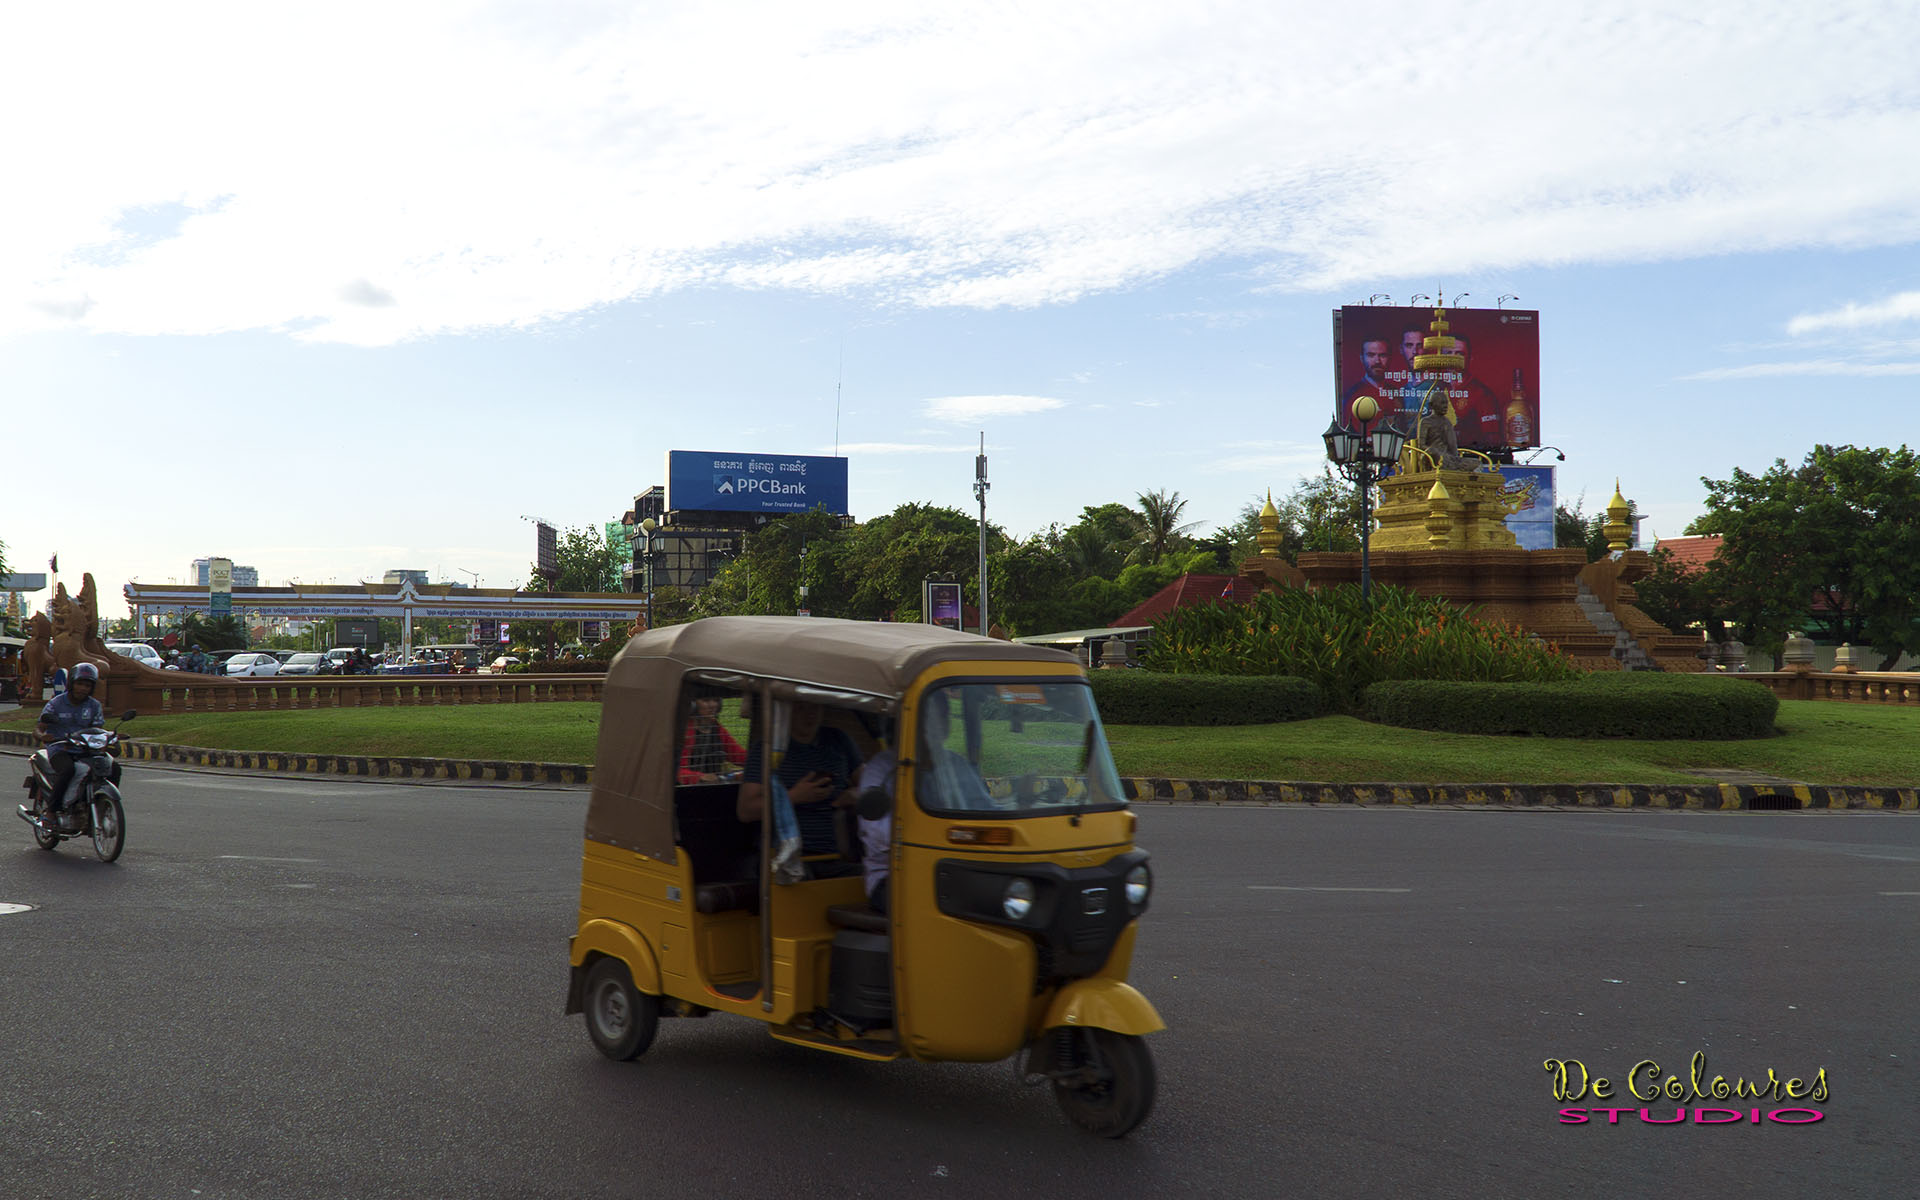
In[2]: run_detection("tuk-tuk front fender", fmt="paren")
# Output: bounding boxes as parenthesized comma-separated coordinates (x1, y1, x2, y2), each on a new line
(1041, 978, 1165, 1037)
(567, 920, 662, 1013)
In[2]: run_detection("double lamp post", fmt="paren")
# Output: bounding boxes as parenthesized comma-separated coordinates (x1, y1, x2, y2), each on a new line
(1322, 394, 1409, 605)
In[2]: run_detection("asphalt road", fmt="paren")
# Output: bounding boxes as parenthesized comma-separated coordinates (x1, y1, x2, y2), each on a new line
(2, 757, 1916, 1200)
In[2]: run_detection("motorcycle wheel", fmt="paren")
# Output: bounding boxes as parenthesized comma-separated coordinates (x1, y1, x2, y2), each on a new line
(90, 791, 126, 863)
(32, 813, 59, 852)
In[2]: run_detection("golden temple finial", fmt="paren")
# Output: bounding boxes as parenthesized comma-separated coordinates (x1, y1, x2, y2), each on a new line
(1604, 480, 1632, 552)
(1257, 489, 1282, 558)
(1425, 478, 1454, 549)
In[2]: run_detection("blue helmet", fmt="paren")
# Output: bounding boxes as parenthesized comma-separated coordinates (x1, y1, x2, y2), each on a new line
(70, 662, 100, 686)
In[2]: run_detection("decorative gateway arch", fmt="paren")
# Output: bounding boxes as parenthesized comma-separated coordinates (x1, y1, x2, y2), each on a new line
(123, 578, 650, 655)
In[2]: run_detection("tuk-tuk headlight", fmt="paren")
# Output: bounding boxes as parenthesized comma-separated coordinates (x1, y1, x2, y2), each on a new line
(1125, 864, 1151, 912)
(1002, 877, 1035, 921)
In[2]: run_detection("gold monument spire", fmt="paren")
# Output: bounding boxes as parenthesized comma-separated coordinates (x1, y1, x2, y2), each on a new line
(1257, 489, 1283, 557)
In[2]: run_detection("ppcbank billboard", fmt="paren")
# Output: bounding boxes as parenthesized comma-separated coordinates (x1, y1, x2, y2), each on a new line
(666, 450, 849, 516)
(1332, 305, 1541, 452)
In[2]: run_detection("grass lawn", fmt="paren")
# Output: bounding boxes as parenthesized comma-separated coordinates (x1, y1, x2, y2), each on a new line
(8, 699, 1916, 785)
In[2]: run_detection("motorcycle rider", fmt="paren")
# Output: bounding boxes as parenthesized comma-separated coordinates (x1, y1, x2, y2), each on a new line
(35, 662, 105, 827)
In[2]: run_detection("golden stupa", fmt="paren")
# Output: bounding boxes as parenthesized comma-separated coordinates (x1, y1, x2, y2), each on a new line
(1366, 302, 1521, 551)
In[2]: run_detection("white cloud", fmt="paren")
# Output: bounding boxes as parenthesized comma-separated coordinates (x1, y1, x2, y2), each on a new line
(1682, 359, 1920, 381)
(3, 1, 1918, 344)
(1787, 291, 1920, 336)
(921, 394, 1065, 422)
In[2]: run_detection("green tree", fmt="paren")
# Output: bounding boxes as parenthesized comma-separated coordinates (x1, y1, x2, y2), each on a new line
(1691, 444, 1920, 669)
(987, 535, 1078, 635)
(689, 507, 850, 618)
(1056, 503, 1143, 578)
(840, 503, 986, 621)
(1134, 489, 1201, 565)
(1628, 546, 1724, 641)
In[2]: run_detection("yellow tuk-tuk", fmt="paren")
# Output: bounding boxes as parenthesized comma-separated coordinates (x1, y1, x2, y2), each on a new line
(567, 616, 1162, 1136)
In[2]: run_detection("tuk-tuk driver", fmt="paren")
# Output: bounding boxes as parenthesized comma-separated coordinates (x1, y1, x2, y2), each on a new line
(738, 701, 863, 878)
(916, 696, 994, 811)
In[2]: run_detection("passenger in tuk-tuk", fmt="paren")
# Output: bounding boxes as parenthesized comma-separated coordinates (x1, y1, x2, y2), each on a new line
(737, 700, 863, 879)
(854, 736, 897, 913)
(678, 696, 746, 784)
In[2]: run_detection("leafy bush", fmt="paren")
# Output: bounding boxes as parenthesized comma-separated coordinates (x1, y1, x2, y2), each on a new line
(1363, 673, 1779, 739)
(1089, 672, 1321, 726)
(1140, 584, 1580, 712)
(502, 660, 606, 674)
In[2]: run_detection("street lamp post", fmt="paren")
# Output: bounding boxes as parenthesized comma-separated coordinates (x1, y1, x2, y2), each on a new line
(1322, 394, 1410, 606)
(637, 518, 658, 631)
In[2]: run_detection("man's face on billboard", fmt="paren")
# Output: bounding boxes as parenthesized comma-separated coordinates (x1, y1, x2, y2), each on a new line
(1453, 336, 1470, 367)
(1401, 330, 1423, 367)
(1362, 340, 1389, 378)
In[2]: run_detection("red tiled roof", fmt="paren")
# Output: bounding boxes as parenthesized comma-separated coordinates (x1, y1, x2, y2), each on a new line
(1653, 534, 1723, 571)
(1113, 573, 1259, 628)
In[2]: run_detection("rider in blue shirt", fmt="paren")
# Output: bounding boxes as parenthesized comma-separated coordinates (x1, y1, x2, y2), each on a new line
(35, 662, 104, 824)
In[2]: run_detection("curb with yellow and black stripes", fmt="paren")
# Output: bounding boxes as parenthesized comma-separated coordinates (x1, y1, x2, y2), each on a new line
(1119, 778, 1919, 811)
(0, 729, 589, 786)
(2, 730, 1911, 808)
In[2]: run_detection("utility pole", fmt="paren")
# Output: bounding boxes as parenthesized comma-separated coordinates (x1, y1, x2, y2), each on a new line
(974, 433, 990, 636)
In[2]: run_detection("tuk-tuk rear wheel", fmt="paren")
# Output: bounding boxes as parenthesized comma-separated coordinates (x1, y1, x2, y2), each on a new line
(1051, 1028, 1156, 1138)
(584, 957, 659, 1061)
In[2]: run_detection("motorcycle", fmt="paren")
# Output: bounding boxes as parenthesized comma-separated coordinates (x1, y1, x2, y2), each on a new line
(17, 709, 135, 862)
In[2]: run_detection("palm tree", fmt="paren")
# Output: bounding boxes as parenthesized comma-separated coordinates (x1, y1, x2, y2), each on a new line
(1135, 489, 1202, 564)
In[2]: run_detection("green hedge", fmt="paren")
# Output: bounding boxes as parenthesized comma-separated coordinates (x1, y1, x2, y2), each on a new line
(1363, 673, 1780, 739)
(1090, 671, 1322, 726)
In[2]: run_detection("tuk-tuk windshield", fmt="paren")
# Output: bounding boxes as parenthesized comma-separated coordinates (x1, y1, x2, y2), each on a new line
(915, 680, 1125, 817)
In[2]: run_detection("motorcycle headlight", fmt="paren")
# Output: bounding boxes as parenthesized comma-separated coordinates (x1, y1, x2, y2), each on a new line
(1126, 864, 1151, 912)
(1002, 877, 1035, 921)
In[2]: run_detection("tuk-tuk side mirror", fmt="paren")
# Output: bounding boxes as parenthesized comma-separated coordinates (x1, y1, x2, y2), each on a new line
(856, 786, 892, 821)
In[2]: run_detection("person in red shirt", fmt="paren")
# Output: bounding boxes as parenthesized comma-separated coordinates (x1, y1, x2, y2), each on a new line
(678, 696, 746, 784)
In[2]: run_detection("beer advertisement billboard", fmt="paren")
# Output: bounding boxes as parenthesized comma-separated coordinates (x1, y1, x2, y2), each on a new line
(1332, 306, 1540, 453)
(1501, 466, 1556, 551)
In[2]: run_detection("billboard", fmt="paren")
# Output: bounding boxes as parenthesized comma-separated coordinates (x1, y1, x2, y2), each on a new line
(1501, 466, 1556, 551)
(1333, 306, 1540, 453)
(209, 557, 233, 620)
(924, 580, 963, 630)
(666, 450, 849, 516)
(535, 522, 559, 581)
(335, 617, 381, 647)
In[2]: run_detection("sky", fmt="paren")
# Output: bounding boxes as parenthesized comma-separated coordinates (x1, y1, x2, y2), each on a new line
(5, 0, 1919, 620)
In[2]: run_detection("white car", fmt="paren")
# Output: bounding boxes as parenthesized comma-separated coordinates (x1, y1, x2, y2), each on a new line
(107, 642, 166, 671)
(222, 652, 281, 678)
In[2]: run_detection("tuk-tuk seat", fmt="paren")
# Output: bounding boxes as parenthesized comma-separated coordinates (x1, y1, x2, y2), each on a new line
(825, 903, 888, 935)
(694, 880, 760, 915)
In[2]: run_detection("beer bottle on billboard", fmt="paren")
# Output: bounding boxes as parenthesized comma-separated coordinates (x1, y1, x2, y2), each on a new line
(1505, 368, 1532, 446)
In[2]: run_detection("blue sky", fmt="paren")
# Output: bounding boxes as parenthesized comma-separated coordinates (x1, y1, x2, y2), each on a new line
(5, 1, 1918, 617)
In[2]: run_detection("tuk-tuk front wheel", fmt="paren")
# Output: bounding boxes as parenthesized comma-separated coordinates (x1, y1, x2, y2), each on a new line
(583, 957, 659, 1061)
(1050, 1027, 1156, 1138)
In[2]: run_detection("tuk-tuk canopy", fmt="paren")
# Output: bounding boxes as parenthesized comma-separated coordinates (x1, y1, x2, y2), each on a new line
(587, 617, 1080, 859)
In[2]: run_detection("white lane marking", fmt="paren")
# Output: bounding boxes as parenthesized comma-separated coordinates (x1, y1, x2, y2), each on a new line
(1248, 886, 1412, 892)
(217, 856, 320, 863)
(0, 903, 34, 916)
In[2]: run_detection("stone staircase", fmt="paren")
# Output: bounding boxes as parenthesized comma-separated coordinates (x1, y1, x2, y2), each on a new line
(1575, 579, 1659, 671)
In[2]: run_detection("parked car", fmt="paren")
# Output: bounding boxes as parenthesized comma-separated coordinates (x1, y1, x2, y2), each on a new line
(277, 652, 333, 676)
(267, 649, 299, 664)
(106, 642, 166, 671)
(222, 652, 281, 677)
